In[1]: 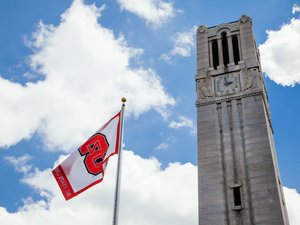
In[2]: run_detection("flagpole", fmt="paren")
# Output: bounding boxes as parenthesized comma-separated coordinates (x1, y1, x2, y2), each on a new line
(112, 97, 126, 225)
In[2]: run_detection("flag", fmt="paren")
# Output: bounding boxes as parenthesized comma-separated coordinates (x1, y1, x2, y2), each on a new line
(52, 111, 122, 200)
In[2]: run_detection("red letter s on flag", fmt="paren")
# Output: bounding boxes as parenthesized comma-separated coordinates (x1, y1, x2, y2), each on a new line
(78, 133, 109, 176)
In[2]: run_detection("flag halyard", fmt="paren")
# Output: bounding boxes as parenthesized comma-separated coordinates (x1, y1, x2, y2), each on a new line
(52, 111, 122, 201)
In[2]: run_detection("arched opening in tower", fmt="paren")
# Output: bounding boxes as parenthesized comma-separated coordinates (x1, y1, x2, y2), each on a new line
(221, 31, 229, 66)
(212, 39, 219, 69)
(232, 35, 240, 65)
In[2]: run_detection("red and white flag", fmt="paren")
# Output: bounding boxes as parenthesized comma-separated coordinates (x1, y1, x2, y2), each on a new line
(52, 111, 122, 200)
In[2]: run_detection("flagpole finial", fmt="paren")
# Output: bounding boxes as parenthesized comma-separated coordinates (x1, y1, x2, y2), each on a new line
(121, 97, 127, 103)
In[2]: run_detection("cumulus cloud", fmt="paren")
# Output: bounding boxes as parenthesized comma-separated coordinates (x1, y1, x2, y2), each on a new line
(168, 115, 193, 129)
(5, 155, 33, 174)
(160, 26, 197, 64)
(117, 0, 178, 28)
(0, 0, 175, 150)
(259, 11, 300, 86)
(0, 151, 198, 225)
(1, 151, 300, 225)
(283, 187, 300, 225)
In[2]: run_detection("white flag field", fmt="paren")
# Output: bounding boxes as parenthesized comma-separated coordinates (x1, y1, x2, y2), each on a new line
(52, 111, 122, 200)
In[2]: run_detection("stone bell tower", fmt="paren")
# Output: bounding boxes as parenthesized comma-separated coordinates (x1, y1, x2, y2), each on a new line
(196, 15, 289, 225)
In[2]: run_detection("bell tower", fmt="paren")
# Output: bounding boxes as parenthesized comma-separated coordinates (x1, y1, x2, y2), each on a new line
(196, 15, 289, 225)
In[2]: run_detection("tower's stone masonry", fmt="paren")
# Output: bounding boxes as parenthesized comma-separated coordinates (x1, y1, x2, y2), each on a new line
(196, 16, 289, 225)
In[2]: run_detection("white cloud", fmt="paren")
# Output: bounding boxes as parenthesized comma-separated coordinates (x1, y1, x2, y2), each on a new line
(283, 187, 300, 225)
(292, 4, 300, 14)
(155, 136, 175, 150)
(168, 115, 193, 129)
(155, 142, 169, 150)
(159, 54, 173, 64)
(0, 151, 299, 225)
(160, 26, 197, 64)
(259, 15, 300, 86)
(5, 155, 33, 174)
(0, 151, 198, 225)
(0, 0, 175, 151)
(117, 0, 178, 28)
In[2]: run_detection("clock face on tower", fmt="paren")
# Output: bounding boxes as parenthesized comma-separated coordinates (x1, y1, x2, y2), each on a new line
(214, 72, 241, 97)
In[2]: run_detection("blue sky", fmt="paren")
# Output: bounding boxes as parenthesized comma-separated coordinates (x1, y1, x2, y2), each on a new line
(0, 0, 300, 224)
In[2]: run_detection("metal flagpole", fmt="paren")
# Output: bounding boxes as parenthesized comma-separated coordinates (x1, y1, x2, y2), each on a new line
(112, 97, 126, 225)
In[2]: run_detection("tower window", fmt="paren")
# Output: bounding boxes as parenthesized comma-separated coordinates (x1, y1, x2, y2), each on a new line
(232, 35, 240, 65)
(221, 32, 229, 66)
(233, 186, 242, 207)
(212, 40, 219, 69)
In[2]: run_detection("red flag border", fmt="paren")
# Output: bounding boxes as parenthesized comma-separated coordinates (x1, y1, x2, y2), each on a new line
(52, 165, 75, 200)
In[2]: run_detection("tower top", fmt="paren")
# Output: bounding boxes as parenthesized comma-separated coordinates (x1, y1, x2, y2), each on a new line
(196, 15, 260, 79)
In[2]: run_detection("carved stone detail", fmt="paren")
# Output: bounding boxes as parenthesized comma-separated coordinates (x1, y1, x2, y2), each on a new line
(197, 77, 213, 99)
(196, 90, 263, 106)
(197, 25, 208, 34)
(240, 68, 259, 91)
(239, 15, 251, 24)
